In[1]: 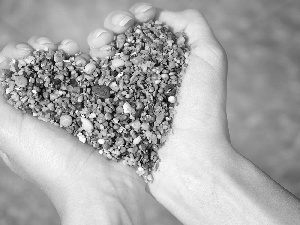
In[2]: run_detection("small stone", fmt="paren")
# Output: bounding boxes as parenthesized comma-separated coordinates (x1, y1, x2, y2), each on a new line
(141, 123, 150, 130)
(54, 51, 64, 62)
(98, 139, 105, 144)
(168, 96, 176, 103)
(131, 120, 141, 131)
(60, 115, 72, 127)
(92, 85, 111, 99)
(77, 133, 86, 143)
(105, 112, 113, 120)
(161, 73, 169, 80)
(111, 58, 125, 68)
(14, 76, 28, 87)
(164, 84, 176, 96)
(135, 101, 144, 109)
(133, 136, 142, 145)
(81, 117, 94, 132)
(84, 63, 96, 74)
(123, 102, 134, 114)
(147, 174, 153, 182)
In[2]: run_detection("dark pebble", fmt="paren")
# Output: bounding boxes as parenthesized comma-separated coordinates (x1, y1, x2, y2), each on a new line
(92, 85, 111, 99)
(164, 84, 176, 96)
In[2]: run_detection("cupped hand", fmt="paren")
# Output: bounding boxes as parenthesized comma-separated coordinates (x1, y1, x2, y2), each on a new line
(0, 2, 233, 225)
(0, 3, 157, 225)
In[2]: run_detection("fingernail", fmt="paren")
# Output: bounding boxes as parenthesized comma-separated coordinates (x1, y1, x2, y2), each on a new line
(93, 29, 108, 38)
(61, 39, 77, 46)
(16, 43, 32, 51)
(36, 37, 54, 45)
(113, 14, 133, 26)
(135, 4, 152, 13)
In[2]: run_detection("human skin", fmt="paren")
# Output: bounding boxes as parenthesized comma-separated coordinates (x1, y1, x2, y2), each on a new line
(1, 2, 300, 225)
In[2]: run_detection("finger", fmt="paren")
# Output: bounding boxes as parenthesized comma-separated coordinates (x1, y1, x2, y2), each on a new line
(0, 42, 32, 60)
(58, 39, 80, 55)
(104, 10, 134, 34)
(0, 149, 30, 181)
(129, 3, 156, 23)
(89, 45, 116, 59)
(157, 9, 218, 46)
(87, 28, 114, 49)
(27, 36, 57, 51)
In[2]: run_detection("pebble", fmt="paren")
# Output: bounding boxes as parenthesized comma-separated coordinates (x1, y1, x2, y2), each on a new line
(84, 63, 96, 74)
(168, 96, 177, 103)
(161, 73, 169, 80)
(14, 76, 28, 87)
(77, 133, 86, 143)
(133, 136, 142, 145)
(131, 120, 141, 131)
(98, 139, 105, 144)
(123, 102, 134, 114)
(81, 117, 94, 132)
(60, 115, 73, 127)
(92, 85, 111, 99)
(111, 58, 125, 68)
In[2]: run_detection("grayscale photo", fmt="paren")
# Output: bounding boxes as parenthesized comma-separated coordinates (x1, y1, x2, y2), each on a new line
(0, 0, 300, 224)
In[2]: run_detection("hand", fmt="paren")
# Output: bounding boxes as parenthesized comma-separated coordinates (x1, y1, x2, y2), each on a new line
(0, 3, 159, 225)
(146, 8, 235, 224)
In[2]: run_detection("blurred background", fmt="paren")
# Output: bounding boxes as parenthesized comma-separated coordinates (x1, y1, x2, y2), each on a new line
(1, 0, 300, 224)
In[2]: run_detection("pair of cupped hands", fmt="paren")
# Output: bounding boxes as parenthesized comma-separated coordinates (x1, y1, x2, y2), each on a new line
(0, 3, 232, 225)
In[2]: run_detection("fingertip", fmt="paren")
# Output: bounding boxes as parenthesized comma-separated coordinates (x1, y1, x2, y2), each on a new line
(58, 39, 80, 55)
(87, 28, 114, 49)
(89, 45, 116, 59)
(104, 11, 134, 34)
(1, 42, 32, 60)
(129, 3, 156, 23)
(28, 36, 57, 51)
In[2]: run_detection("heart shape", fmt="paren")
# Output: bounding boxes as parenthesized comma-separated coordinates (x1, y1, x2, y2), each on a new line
(0, 20, 189, 182)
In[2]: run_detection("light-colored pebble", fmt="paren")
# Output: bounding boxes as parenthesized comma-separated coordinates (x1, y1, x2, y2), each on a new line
(133, 136, 142, 145)
(147, 174, 153, 182)
(14, 76, 28, 87)
(123, 102, 135, 114)
(77, 95, 83, 102)
(81, 117, 94, 132)
(50, 93, 59, 101)
(131, 120, 141, 131)
(89, 113, 97, 119)
(141, 123, 150, 130)
(60, 115, 73, 127)
(98, 139, 105, 144)
(161, 73, 169, 80)
(168, 96, 177, 103)
(111, 58, 125, 68)
(84, 63, 96, 74)
(77, 133, 86, 143)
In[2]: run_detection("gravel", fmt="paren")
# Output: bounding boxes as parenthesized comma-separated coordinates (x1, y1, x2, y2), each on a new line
(0, 20, 190, 183)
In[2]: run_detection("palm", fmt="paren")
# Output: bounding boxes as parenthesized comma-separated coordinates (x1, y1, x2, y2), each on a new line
(148, 10, 229, 197)
(0, 97, 140, 191)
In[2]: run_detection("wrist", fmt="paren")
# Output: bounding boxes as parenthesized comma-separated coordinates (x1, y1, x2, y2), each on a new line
(149, 141, 239, 224)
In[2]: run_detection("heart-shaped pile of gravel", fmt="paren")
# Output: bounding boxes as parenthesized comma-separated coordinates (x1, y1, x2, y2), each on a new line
(0, 20, 190, 182)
